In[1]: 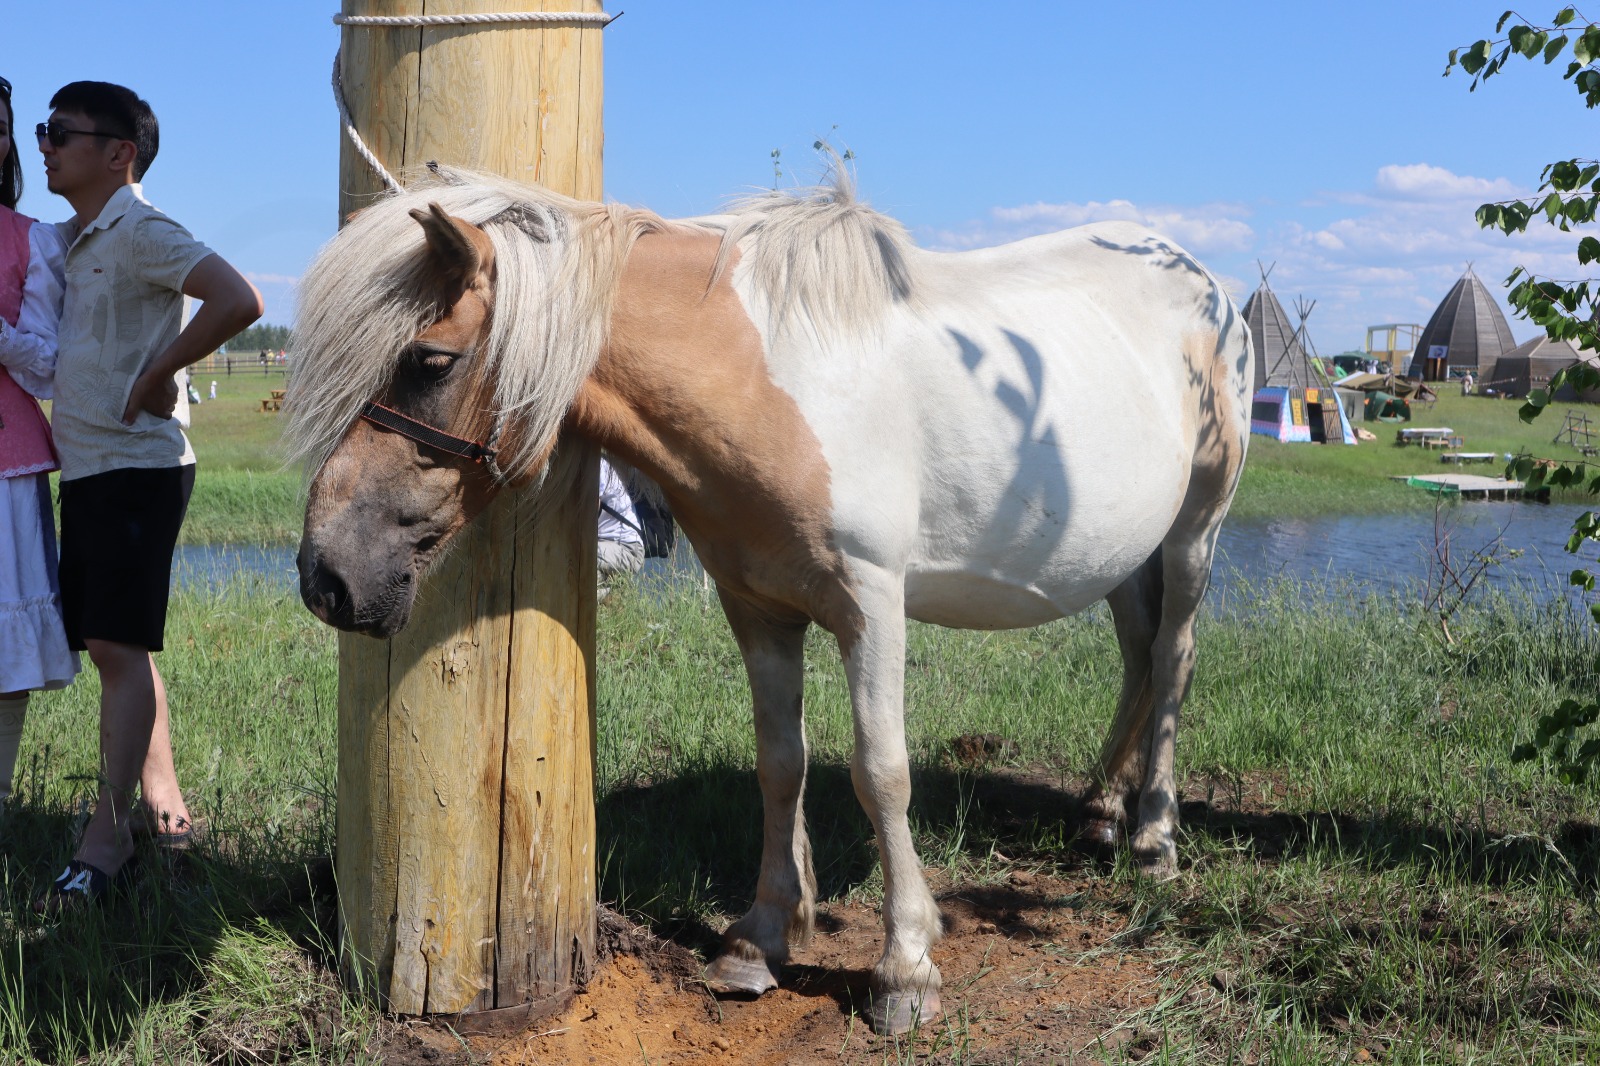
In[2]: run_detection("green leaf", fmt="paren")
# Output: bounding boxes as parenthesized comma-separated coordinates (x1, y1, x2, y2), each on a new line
(1547, 34, 1570, 63)
(1497, 10, 1514, 32)
(1463, 39, 1493, 73)
(1510, 24, 1531, 54)
(1512, 742, 1538, 762)
(1556, 7, 1577, 27)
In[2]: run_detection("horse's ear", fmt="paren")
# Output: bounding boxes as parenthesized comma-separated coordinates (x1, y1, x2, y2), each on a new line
(410, 203, 492, 293)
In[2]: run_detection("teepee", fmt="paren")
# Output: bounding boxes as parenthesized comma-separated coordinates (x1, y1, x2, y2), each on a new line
(1248, 289, 1356, 444)
(1407, 265, 1517, 380)
(1242, 265, 1323, 390)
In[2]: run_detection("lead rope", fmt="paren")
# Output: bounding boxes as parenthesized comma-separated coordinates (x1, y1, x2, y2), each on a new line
(330, 9, 618, 192)
(329, 7, 617, 481)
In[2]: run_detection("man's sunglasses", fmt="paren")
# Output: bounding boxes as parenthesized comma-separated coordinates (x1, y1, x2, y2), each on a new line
(0, 76, 11, 102)
(35, 121, 126, 148)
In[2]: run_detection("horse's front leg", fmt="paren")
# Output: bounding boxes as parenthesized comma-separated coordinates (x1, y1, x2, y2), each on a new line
(704, 590, 815, 995)
(842, 573, 942, 1035)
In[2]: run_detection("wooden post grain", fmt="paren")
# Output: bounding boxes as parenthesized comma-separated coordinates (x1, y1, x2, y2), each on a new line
(334, 0, 604, 1019)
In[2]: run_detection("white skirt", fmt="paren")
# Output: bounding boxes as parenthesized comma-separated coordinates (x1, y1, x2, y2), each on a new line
(0, 474, 79, 692)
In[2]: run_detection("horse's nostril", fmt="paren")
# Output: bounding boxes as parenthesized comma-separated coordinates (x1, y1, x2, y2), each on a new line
(303, 564, 351, 621)
(397, 569, 413, 586)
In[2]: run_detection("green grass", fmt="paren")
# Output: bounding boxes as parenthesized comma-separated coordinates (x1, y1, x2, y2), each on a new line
(1232, 389, 1598, 518)
(7, 570, 1594, 1062)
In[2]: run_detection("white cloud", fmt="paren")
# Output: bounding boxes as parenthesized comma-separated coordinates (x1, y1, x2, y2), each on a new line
(1371, 163, 1520, 203)
(918, 163, 1590, 353)
(923, 198, 1255, 257)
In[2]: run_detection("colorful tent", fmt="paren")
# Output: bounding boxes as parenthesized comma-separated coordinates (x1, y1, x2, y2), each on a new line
(1251, 384, 1357, 443)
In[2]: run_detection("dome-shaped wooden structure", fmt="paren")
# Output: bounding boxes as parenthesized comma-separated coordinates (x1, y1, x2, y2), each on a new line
(1407, 266, 1516, 380)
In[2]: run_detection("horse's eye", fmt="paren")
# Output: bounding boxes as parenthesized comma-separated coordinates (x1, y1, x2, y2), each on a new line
(413, 348, 459, 379)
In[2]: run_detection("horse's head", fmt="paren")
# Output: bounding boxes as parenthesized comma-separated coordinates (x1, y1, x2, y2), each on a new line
(296, 203, 508, 636)
(288, 169, 643, 636)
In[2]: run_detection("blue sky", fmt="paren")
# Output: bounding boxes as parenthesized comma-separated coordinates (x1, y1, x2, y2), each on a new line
(4, 1, 1585, 352)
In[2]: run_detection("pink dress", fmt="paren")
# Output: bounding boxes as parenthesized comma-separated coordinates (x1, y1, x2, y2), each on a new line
(0, 205, 78, 692)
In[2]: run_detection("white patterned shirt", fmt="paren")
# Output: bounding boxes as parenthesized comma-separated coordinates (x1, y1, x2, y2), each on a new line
(53, 184, 212, 480)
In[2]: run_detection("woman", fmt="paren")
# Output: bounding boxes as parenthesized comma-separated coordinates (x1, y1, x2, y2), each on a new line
(0, 74, 78, 801)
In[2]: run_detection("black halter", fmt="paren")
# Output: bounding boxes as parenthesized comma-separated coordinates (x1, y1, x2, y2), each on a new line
(359, 401, 501, 476)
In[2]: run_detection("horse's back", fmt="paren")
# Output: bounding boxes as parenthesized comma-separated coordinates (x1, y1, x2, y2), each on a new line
(764, 220, 1249, 629)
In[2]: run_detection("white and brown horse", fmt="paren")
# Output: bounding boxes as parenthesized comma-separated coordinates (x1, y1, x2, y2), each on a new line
(287, 166, 1252, 1035)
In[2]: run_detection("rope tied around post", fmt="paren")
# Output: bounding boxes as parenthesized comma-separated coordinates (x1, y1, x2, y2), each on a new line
(334, 10, 616, 27)
(332, 8, 618, 191)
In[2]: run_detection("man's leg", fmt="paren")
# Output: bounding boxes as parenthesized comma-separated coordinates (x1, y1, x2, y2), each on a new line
(139, 659, 192, 833)
(73, 639, 157, 875)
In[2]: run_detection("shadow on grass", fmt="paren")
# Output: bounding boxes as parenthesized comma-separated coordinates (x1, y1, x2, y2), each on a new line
(598, 759, 1600, 947)
(0, 797, 343, 1064)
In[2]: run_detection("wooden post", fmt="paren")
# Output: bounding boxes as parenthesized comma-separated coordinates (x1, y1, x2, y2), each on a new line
(334, 0, 604, 1022)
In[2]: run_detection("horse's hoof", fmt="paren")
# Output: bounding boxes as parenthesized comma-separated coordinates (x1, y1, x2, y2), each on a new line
(704, 953, 779, 995)
(1077, 816, 1124, 852)
(1133, 844, 1179, 881)
(867, 989, 942, 1035)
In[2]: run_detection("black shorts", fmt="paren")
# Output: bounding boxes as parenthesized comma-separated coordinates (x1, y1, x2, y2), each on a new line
(58, 465, 195, 652)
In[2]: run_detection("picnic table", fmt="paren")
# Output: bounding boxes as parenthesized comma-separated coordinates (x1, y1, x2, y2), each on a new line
(1440, 452, 1495, 465)
(1396, 426, 1458, 449)
(260, 388, 286, 413)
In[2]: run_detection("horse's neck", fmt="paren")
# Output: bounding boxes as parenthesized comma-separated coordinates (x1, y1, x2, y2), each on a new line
(566, 229, 837, 577)
(568, 228, 757, 486)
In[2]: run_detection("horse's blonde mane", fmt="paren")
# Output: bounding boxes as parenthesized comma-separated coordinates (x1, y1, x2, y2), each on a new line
(284, 165, 667, 481)
(702, 164, 917, 338)
(285, 163, 914, 483)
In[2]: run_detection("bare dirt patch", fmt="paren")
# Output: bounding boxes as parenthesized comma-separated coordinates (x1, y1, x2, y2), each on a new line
(386, 868, 1158, 1066)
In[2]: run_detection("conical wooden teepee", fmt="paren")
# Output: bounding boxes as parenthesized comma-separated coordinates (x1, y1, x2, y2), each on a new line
(1242, 264, 1323, 390)
(1407, 265, 1516, 380)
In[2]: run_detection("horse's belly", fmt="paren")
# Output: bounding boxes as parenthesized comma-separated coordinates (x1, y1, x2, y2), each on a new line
(904, 568, 1071, 629)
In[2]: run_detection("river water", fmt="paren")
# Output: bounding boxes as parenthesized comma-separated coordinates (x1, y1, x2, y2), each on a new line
(174, 500, 1599, 614)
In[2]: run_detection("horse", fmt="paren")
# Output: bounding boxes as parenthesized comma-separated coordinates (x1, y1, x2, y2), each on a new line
(286, 165, 1253, 1035)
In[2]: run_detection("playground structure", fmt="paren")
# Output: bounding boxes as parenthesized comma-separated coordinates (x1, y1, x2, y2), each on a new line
(1366, 323, 1422, 376)
(329, 0, 607, 1028)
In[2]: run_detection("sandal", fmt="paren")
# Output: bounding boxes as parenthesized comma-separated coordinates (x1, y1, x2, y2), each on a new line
(34, 858, 118, 914)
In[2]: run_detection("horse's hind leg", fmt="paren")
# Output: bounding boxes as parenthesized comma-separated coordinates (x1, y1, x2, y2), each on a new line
(1130, 525, 1221, 879)
(704, 590, 816, 996)
(1082, 549, 1162, 849)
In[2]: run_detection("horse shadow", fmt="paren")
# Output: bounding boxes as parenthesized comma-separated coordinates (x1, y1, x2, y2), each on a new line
(596, 758, 1600, 966)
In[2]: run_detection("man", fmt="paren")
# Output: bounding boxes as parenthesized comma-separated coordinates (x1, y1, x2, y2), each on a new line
(37, 82, 260, 907)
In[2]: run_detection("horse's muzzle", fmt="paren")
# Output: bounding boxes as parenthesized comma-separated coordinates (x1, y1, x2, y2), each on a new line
(297, 545, 416, 637)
